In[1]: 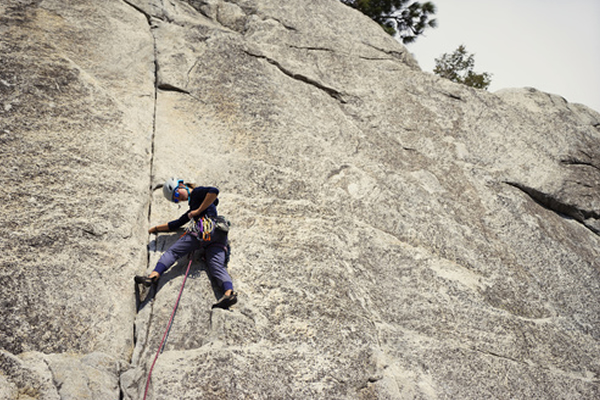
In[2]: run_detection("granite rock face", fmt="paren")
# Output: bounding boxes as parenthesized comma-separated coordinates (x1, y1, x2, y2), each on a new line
(1, 0, 599, 399)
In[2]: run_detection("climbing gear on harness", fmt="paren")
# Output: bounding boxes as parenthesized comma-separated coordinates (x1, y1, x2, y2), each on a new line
(162, 177, 190, 203)
(143, 253, 195, 400)
(186, 215, 230, 241)
(134, 275, 158, 287)
(201, 217, 214, 241)
(212, 291, 238, 309)
(186, 216, 214, 240)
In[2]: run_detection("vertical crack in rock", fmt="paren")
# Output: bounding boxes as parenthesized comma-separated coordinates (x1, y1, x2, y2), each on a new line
(148, 36, 158, 227)
(242, 49, 347, 103)
(506, 181, 600, 235)
(121, 2, 195, 97)
(121, 0, 157, 223)
(121, 0, 159, 271)
(118, 2, 160, 398)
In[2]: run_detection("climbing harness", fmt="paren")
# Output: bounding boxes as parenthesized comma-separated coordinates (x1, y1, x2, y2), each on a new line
(142, 253, 194, 400)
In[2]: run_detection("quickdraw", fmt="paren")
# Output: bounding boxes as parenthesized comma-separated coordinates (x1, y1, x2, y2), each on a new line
(201, 217, 214, 241)
(186, 216, 215, 241)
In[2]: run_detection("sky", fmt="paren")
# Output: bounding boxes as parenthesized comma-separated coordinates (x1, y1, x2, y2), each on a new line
(408, 0, 600, 113)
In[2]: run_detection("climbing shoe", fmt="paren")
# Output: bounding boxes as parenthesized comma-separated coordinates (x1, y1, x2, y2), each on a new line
(212, 292, 238, 309)
(134, 275, 158, 287)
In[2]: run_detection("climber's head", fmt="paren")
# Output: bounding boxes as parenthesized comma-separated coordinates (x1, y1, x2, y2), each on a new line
(162, 178, 190, 203)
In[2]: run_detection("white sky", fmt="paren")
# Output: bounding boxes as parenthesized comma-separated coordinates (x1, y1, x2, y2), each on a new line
(408, 0, 600, 113)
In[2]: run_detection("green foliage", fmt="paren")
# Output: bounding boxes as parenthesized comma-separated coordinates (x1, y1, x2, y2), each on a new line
(341, 0, 437, 44)
(433, 45, 492, 90)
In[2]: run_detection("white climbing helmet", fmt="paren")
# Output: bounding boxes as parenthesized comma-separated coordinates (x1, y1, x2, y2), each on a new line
(162, 177, 184, 202)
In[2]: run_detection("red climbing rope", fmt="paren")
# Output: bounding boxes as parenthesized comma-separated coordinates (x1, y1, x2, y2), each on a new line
(143, 255, 194, 400)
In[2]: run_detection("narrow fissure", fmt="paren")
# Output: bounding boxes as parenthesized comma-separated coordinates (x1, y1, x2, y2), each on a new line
(140, 14, 160, 374)
(561, 157, 600, 172)
(121, 0, 157, 230)
(362, 41, 407, 61)
(473, 348, 525, 365)
(122, 0, 152, 21)
(121, 0, 159, 293)
(242, 49, 347, 103)
(148, 38, 158, 249)
(118, 2, 160, 399)
(157, 83, 190, 95)
(506, 181, 600, 235)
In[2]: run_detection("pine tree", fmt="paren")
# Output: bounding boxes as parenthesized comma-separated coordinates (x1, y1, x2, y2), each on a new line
(433, 45, 492, 90)
(341, 0, 437, 44)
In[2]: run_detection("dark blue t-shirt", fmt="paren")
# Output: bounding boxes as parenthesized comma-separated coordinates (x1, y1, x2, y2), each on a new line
(168, 186, 219, 230)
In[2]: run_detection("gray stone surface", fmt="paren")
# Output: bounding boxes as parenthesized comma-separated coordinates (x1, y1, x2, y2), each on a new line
(1, 0, 599, 399)
(0, 0, 154, 359)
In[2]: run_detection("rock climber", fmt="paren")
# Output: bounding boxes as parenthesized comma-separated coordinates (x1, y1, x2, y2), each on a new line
(135, 178, 237, 309)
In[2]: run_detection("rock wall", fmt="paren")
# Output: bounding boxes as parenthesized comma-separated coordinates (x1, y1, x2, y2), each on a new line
(1, 0, 599, 399)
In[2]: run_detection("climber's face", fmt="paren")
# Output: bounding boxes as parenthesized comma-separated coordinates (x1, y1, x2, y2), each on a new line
(172, 184, 189, 203)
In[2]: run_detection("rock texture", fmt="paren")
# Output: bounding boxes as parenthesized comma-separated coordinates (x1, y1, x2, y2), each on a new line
(1, 0, 599, 399)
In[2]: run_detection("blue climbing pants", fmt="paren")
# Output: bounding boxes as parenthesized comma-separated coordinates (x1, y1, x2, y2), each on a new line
(153, 230, 233, 292)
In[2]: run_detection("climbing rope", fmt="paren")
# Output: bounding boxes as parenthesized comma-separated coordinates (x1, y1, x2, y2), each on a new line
(142, 254, 194, 400)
